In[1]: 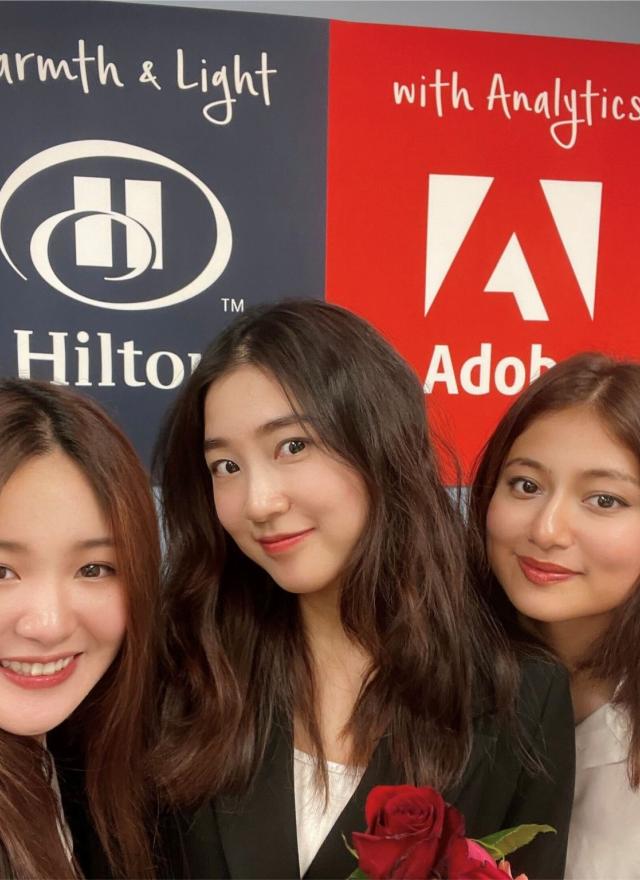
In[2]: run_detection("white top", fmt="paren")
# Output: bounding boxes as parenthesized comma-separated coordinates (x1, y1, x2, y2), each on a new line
(566, 703, 640, 880)
(293, 748, 363, 878)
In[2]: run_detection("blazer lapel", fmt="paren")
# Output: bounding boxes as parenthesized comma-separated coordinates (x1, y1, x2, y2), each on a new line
(304, 737, 397, 879)
(306, 725, 498, 880)
(215, 723, 301, 879)
(443, 724, 498, 806)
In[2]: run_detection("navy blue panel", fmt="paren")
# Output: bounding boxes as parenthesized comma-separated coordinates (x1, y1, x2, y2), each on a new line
(0, 1, 328, 463)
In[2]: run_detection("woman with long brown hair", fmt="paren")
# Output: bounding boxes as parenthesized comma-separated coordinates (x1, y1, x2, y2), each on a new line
(0, 379, 160, 879)
(154, 299, 574, 879)
(470, 352, 640, 879)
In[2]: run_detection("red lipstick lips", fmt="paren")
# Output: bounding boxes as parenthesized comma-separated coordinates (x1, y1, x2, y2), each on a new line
(0, 654, 79, 690)
(258, 528, 314, 555)
(517, 556, 579, 585)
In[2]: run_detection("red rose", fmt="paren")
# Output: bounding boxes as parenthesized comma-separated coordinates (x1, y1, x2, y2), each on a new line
(351, 785, 466, 879)
(444, 838, 509, 879)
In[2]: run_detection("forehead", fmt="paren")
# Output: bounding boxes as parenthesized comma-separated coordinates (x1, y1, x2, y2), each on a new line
(204, 365, 295, 434)
(0, 450, 110, 539)
(507, 406, 640, 475)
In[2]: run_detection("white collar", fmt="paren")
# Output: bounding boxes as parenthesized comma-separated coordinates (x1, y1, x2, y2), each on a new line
(575, 702, 630, 770)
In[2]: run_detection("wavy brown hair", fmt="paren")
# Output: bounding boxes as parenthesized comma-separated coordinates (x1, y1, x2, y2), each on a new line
(469, 351, 640, 787)
(0, 379, 160, 879)
(153, 299, 519, 806)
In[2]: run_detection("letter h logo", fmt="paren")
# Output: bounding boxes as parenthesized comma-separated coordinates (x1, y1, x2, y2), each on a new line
(73, 175, 163, 271)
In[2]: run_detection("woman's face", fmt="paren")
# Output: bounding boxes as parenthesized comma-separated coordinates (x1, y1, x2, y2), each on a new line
(486, 406, 640, 637)
(203, 365, 369, 600)
(0, 450, 126, 736)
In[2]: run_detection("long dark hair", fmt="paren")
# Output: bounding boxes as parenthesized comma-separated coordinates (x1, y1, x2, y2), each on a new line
(0, 379, 160, 879)
(469, 351, 640, 786)
(153, 299, 518, 806)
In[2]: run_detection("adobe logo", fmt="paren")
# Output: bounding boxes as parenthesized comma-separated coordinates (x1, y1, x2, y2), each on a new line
(424, 174, 602, 321)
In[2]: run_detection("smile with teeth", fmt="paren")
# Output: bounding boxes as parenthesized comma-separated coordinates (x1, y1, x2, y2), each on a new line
(0, 656, 75, 677)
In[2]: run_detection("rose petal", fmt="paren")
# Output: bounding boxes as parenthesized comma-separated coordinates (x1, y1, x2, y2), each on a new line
(352, 832, 423, 879)
(445, 837, 505, 880)
(365, 786, 432, 830)
(390, 837, 444, 879)
(357, 786, 467, 879)
(441, 802, 466, 841)
(383, 797, 441, 837)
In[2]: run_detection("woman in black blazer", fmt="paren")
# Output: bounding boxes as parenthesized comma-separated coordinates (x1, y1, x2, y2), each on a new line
(163, 659, 573, 880)
(150, 300, 574, 880)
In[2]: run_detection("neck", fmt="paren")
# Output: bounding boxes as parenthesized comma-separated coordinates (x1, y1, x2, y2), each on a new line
(569, 670, 614, 723)
(295, 590, 371, 763)
(298, 588, 370, 677)
(534, 612, 611, 669)
(534, 614, 616, 724)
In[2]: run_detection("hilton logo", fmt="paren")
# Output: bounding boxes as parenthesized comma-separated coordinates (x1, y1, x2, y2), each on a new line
(0, 140, 232, 309)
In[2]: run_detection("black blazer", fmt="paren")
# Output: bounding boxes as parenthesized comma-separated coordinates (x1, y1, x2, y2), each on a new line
(160, 658, 575, 880)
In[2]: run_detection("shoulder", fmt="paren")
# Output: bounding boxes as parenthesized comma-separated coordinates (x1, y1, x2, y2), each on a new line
(516, 655, 572, 721)
(475, 655, 574, 770)
(474, 655, 571, 732)
(159, 801, 230, 879)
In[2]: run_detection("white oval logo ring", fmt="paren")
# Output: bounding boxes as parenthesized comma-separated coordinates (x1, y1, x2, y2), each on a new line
(0, 140, 232, 311)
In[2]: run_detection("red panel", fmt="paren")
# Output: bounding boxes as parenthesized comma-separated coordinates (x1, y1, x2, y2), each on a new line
(326, 20, 640, 479)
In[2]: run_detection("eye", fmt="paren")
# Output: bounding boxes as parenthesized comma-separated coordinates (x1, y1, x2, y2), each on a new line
(210, 459, 240, 476)
(0, 565, 18, 581)
(77, 563, 116, 579)
(277, 438, 308, 458)
(508, 477, 540, 496)
(586, 493, 627, 511)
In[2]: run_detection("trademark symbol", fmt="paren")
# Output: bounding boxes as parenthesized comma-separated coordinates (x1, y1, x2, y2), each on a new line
(220, 297, 244, 313)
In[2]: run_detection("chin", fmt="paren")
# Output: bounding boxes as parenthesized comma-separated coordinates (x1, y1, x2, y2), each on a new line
(1, 720, 56, 738)
(507, 594, 571, 626)
(271, 576, 335, 596)
(273, 582, 322, 595)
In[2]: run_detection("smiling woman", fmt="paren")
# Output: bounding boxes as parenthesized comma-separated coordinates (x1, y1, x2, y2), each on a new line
(203, 364, 369, 601)
(152, 299, 575, 880)
(0, 451, 126, 736)
(0, 380, 160, 880)
(469, 352, 640, 880)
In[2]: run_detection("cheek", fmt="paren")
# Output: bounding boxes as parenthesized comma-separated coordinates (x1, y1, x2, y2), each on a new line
(586, 525, 640, 585)
(212, 484, 241, 535)
(84, 583, 127, 648)
(0, 598, 19, 633)
(322, 467, 368, 538)
(485, 495, 523, 581)
(486, 495, 513, 550)
(344, 480, 369, 532)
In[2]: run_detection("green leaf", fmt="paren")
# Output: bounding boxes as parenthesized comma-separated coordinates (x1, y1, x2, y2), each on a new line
(346, 869, 369, 879)
(341, 832, 358, 859)
(472, 841, 504, 860)
(476, 824, 556, 858)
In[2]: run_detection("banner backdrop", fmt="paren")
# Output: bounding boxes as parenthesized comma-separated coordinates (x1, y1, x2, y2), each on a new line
(325, 21, 640, 476)
(0, 1, 327, 463)
(1, 2, 638, 474)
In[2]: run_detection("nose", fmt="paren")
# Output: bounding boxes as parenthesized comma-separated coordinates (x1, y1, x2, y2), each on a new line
(243, 466, 290, 523)
(527, 494, 573, 551)
(14, 580, 78, 647)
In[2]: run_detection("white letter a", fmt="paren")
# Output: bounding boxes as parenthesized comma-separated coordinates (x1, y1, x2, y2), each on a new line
(484, 233, 549, 321)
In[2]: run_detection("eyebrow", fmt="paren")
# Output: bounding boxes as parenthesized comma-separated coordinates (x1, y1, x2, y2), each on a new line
(583, 468, 640, 486)
(0, 538, 115, 553)
(74, 538, 116, 550)
(503, 457, 547, 473)
(0, 540, 26, 553)
(503, 458, 640, 486)
(204, 415, 312, 453)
